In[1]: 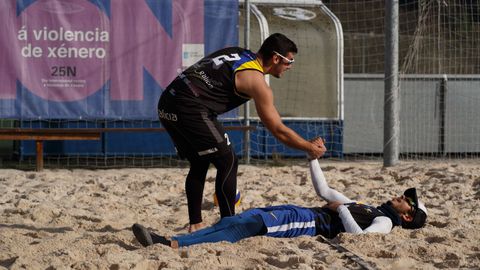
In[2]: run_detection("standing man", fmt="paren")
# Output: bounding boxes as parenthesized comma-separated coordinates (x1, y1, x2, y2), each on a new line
(158, 33, 327, 232)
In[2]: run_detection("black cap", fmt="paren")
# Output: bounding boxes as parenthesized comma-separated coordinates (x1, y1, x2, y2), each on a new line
(402, 188, 427, 229)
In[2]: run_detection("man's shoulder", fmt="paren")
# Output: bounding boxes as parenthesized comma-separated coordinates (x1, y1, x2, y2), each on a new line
(211, 47, 255, 56)
(214, 46, 244, 53)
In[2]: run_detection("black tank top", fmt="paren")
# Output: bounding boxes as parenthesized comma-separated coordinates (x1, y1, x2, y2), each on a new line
(344, 203, 386, 229)
(310, 203, 386, 238)
(168, 47, 264, 114)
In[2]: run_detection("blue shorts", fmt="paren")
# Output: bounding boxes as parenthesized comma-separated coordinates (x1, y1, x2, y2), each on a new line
(238, 205, 317, 238)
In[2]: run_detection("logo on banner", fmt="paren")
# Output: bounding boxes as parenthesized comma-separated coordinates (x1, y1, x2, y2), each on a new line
(16, 0, 109, 102)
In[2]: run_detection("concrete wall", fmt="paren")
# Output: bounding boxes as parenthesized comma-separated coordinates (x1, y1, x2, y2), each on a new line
(343, 74, 480, 154)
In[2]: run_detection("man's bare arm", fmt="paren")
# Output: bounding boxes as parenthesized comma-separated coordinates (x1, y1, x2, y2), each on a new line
(235, 70, 326, 159)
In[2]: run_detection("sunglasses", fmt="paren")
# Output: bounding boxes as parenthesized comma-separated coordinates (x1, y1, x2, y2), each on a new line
(402, 195, 416, 213)
(273, 51, 295, 65)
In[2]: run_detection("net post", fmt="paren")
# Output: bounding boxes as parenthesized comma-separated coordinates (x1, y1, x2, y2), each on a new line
(438, 74, 448, 156)
(384, 0, 400, 167)
(243, 0, 251, 164)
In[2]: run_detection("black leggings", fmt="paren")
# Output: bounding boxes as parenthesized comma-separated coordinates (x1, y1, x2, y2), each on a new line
(186, 150, 238, 224)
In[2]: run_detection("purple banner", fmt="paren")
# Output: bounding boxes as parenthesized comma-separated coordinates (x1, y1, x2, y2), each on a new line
(0, 0, 238, 119)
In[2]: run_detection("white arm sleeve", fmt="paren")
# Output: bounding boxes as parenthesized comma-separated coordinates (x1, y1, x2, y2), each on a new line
(337, 205, 393, 234)
(309, 159, 353, 204)
(363, 217, 393, 234)
(337, 205, 363, 233)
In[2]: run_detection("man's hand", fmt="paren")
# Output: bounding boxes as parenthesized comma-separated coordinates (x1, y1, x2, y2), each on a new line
(324, 201, 343, 212)
(307, 137, 327, 160)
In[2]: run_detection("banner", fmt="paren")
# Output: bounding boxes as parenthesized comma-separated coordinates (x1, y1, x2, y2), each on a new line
(0, 0, 238, 119)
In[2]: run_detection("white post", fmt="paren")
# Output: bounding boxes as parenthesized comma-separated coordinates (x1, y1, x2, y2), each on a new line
(243, 0, 251, 164)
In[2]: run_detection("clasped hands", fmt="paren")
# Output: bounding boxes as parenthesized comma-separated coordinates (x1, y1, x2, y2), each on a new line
(308, 136, 327, 160)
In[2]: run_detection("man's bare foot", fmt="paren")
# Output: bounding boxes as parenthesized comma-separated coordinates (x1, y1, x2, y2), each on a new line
(171, 240, 179, 248)
(188, 222, 205, 233)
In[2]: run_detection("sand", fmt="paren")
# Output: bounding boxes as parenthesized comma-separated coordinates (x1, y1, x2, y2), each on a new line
(1, 160, 479, 269)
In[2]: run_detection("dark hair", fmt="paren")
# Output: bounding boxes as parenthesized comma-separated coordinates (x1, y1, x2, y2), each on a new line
(258, 33, 297, 60)
(401, 207, 427, 229)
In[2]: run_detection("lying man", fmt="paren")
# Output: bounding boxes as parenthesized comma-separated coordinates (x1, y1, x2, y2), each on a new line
(132, 155, 427, 248)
